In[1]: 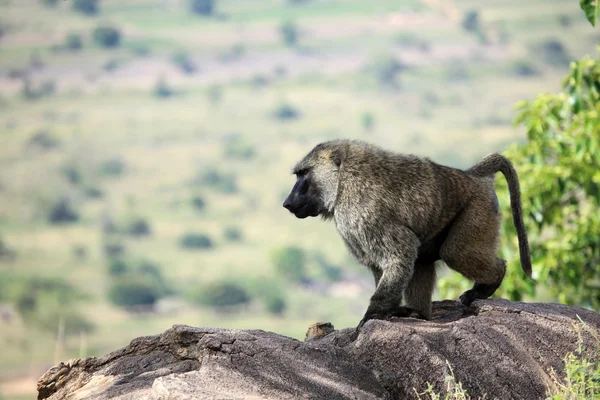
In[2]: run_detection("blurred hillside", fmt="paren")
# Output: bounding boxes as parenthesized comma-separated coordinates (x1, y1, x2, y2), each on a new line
(0, 0, 598, 398)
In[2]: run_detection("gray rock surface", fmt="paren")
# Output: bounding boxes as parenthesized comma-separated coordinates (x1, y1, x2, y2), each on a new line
(38, 299, 600, 400)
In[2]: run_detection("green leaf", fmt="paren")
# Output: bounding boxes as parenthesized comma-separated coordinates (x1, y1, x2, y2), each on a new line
(580, 0, 599, 27)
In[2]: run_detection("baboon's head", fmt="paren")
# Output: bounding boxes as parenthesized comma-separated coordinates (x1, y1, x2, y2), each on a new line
(283, 141, 345, 219)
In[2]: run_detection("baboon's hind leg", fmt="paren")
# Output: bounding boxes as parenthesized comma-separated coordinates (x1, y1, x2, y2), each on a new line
(459, 258, 506, 306)
(403, 262, 436, 319)
(440, 197, 506, 306)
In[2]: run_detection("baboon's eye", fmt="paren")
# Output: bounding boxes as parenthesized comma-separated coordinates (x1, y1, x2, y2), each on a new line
(296, 168, 309, 176)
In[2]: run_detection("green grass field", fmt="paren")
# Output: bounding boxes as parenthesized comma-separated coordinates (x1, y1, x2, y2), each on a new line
(0, 0, 597, 397)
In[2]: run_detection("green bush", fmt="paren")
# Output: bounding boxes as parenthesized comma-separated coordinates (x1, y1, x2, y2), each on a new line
(461, 9, 481, 33)
(103, 241, 125, 258)
(271, 246, 307, 283)
(0, 236, 15, 260)
(108, 279, 159, 309)
(190, 0, 214, 16)
(539, 38, 571, 68)
(27, 130, 60, 150)
(194, 281, 250, 308)
(103, 58, 122, 72)
(61, 164, 82, 185)
(138, 260, 172, 296)
(48, 199, 79, 224)
(179, 233, 213, 250)
(65, 33, 83, 51)
(72, 0, 99, 15)
(510, 60, 539, 77)
(21, 79, 55, 101)
(223, 136, 255, 160)
(41, 0, 59, 7)
(191, 195, 206, 211)
(124, 217, 151, 237)
(361, 112, 375, 132)
(223, 226, 243, 242)
(153, 76, 174, 98)
(171, 51, 197, 74)
(99, 157, 125, 177)
(548, 321, 600, 399)
(108, 258, 128, 276)
(92, 26, 121, 48)
(197, 168, 238, 193)
(272, 102, 301, 121)
(368, 54, 406, 88)
(280, 21, 298, 47)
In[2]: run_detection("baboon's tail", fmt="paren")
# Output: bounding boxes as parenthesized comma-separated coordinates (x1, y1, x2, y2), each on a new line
(467, 153, 532, 278)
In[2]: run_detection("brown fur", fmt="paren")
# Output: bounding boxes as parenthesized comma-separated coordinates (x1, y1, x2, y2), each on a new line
(283, 139, 531, 327)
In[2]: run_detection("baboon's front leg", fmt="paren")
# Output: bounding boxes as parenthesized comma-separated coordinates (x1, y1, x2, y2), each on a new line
(357, 230, 419, 329)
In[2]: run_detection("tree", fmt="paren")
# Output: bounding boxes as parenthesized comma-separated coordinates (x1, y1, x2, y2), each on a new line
(440, 55, 600, 309)
(92, 26, 121, 48)
(271, 246, 307, 283)
(190, 0, 214, 16)
(72, 0, 99, 16)
(279, 21, 298, 47)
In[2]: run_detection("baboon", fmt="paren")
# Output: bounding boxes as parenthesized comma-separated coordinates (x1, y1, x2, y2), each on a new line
(283, 139, 531, 328)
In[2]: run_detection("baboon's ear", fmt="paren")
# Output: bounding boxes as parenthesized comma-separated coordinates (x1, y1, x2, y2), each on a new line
(332, 149, 342, 168)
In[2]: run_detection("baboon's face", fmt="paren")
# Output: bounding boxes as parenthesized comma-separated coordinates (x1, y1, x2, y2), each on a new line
(283, 169, 323, 219)
(283, 146, 341, 219)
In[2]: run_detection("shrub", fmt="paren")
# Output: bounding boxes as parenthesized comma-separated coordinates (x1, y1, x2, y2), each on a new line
(48, 199, 79, 224)
(207, 84, 222, 104)
(361, 112, 374, 132)
(218, 43, 246, 62)
(272, 102, 300, 121)
(92, 26, 121, 48)
(280, 21, 298, 47)
(190, 0, 214, 16)
(72, 245, 87, 260)
(131, 43, 151, 57)
(61, 164, 82, 185)
(368, 54, 406, 88)
(197, 168, 237, 193)
(248, 278, 287, 315)
(511, 60, 539, 77)
(72, 0, 99, 16)
(265, 294, 286, 315)
(41, 0, 59, 7)
(108, 279, 159, 309)
(108, 258, 128, 276)
(7, 68, 26, 80)
(271, 246, 307, 283)
(171, 51, 197, 74)
(223, 226, 242, 242)
(99, 157, 125, 177)
(191, 195, 206, 211)
(153, 76, 174, 98)
(21, 79, 55, 101)
(445, 62, 469, 81)
(0, 236, 16, 260)
(179, 233, 213, 250)
(84, 186, 103, 199)
(195, 281, 250, 308)
(27, 130, 60, 150)
(138, 260, 172, 296)
(124, 217, 151, 237)
(103, 58, 121, 72)
(461, 9, 481, 33)
(65, 33, 83, 51)
(223, 136, 255, 160)
(103, 241, 125, 258)
(539, 39, 571, 68)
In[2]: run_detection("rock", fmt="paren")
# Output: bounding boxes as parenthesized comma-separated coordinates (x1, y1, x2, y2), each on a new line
(304, 322, 335, 341)
(37, 299, 600, 400)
